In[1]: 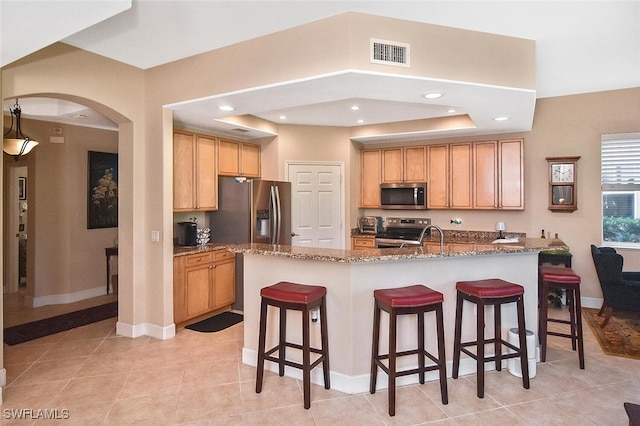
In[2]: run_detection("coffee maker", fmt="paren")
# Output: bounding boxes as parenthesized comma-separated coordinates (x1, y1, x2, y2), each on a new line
(177, 221, 198, 246)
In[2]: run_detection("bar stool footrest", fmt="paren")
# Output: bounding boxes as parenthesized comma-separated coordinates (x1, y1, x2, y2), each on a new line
(375, 349, 444, 377)
(548, 318, 572, 325)
(458, 339, 521, 360)
(547, 331, 576, 339)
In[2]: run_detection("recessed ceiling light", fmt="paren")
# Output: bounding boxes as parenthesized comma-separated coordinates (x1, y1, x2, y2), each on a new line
(279, 115, 287, 120)
(447, 109, 457, 113)
(218, 106, 235, 111)
(423, 92, 443, 99)
(351, 105, 360, 110)
(493, 116, 510, 121)
(357, 119, 364, 124)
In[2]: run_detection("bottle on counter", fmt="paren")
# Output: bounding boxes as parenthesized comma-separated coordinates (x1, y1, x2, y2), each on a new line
(541, 229, 545, 238)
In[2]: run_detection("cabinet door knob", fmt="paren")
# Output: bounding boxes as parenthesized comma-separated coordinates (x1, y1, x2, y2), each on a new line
(209, 265, 214, 269)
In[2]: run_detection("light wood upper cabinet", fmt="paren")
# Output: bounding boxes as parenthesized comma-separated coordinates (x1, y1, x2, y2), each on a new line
(173, 131, 217, 212)
(473, 139, 524, 210)
(360, 149, 382, 208)
(427, 145, 448, 209)
(218, 139, 261, 177)
(498, 139, 524, 210)
(473, 141, 498, 209)
(382, 146, 426, 183)
(449, 143, 473, 209)
(360, 138, 523, 211)
(427, 143, 472, 209)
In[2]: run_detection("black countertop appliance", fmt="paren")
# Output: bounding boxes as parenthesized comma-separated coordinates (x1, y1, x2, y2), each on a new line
(177, 221, 198, 246)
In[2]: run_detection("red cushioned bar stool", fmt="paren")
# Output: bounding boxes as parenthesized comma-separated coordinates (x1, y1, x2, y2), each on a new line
(538, 266, 585, 369)
(255, 281, 330, 409)
(452, 279, 530, 398)
(370, 284, 448, 417)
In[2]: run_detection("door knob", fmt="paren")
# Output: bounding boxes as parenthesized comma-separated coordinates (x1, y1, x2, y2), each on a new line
(291, 233, 300, 237)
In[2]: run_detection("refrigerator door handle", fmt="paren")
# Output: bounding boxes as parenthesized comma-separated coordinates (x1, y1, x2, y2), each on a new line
(269, 185, 276, 244)
(274, 185, 282, 244)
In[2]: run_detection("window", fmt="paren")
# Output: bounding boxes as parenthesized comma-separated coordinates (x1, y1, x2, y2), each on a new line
(601, 133, 640, 245)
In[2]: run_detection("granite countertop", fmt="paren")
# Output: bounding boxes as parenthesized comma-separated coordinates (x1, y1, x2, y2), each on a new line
(174, 235, 568, 263)
(181, 242, 543, 263)
(173, 243, 230, 257)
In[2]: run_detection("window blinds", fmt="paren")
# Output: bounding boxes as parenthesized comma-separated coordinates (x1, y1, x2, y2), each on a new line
(601, 133, 640, 190)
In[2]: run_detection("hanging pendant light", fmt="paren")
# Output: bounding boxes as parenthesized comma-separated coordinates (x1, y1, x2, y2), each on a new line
(3, 99, 39, 160)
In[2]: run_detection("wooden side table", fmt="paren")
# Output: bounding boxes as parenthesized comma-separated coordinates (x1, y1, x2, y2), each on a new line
(105, 247, 118, 294)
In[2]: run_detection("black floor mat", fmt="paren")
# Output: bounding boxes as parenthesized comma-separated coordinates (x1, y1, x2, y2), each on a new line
(185, 311, 243, 333)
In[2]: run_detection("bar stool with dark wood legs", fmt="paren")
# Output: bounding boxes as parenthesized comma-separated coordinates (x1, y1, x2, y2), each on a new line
(538, 266, 585, 369)
(452, 278, 530, 398)
(255, 281, 330, 409)
(370, 284, 448, 417)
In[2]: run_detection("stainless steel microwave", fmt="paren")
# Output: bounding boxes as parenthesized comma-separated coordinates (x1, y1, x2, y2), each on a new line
(380, 182, 427, 210)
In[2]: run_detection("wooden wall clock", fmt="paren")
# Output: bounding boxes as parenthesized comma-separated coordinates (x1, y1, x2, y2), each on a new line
(546, 156, 580, 212)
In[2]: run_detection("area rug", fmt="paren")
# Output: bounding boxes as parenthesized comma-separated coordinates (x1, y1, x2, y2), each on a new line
(185, 311, 243, 333)
(3, 301, 118, 346)
(583, 307, 640, 360)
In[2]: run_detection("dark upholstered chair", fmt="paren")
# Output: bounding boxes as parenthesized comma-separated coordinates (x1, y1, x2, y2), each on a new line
(590, 245, 640, 327)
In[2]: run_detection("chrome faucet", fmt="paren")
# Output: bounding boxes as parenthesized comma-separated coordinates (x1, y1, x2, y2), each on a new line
(423, 225, 445, 254)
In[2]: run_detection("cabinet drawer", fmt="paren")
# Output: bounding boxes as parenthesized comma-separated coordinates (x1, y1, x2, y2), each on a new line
(213, 250, 234, 262)
(353, 237, 376, 249)
(185, 252, 213, 266)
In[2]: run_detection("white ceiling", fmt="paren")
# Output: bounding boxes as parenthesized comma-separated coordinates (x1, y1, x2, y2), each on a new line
(2, 1, 639, 142)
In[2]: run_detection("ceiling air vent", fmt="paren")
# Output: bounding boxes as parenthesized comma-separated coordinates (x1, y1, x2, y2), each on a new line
(232, 128, 250, 133)
(370, 38, 410, 67)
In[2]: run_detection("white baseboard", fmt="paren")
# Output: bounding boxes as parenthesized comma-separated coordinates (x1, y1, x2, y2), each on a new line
(242, 347, 512, 395)
(116, 321, 175, 340)
(30, 285, 108, 308)
(581, 297, 603, 309)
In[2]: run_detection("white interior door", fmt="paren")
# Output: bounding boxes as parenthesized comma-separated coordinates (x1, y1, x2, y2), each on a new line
(287, 162, 344, 248)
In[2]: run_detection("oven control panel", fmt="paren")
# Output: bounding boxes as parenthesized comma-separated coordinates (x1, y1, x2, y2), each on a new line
(385, 217, 431, 228)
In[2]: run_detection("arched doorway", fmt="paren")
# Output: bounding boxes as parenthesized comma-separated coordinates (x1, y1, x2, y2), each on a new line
(2, 94, 133, 338)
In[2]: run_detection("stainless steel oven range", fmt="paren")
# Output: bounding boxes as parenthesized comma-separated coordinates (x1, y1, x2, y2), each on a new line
(375, 217, 431, 248)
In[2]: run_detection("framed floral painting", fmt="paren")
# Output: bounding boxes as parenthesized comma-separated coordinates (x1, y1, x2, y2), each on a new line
(87, 151, 118, 229)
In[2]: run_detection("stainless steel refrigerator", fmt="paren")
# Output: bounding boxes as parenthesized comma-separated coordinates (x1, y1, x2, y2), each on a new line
(209, 177, 292, 309)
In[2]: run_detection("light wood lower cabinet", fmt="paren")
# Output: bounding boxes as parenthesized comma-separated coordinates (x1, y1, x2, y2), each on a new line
(173, 250, 236, 324)
(352, 236, 376, 250)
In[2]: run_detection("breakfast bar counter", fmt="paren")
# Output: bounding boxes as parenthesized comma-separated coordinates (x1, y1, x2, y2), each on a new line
(232, 240, 558, 394)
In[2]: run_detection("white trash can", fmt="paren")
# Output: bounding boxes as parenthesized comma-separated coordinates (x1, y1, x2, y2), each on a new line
(507, 328, 536, 378)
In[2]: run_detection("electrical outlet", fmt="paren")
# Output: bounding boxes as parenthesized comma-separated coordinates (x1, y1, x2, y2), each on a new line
(151, 230, 160, 242)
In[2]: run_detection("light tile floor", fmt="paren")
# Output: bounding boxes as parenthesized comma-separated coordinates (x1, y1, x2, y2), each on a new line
(2, 295, 639, 425)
